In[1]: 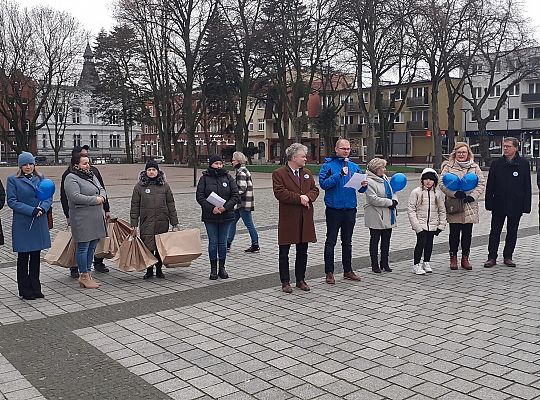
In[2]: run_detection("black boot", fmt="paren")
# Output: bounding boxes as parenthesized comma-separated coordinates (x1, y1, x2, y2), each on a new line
(371, 256, 381, 273)
(143, 267, 153, 280)
(380, 256, 392, 272)
(218, 259, 229, 279)
(155, 264, 165, 279)
(210, 260, 218, 280)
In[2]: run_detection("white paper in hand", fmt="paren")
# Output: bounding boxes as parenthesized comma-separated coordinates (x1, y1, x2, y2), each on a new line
(344, 173, 368, 190)
(206, 191, 226, 207)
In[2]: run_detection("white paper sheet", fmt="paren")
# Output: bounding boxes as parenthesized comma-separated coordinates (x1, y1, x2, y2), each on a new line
(344, 173, 368, 190)
(206, 191, 226, 207)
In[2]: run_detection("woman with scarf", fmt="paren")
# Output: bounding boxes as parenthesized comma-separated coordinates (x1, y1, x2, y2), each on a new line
(196, 154, 240, 280)
(440, 142, 485, 270)
(7, 152, 52, 300)
(130, 160, 180, 279)
(64, 153, 107, 289)
(364, 157, 398, 273)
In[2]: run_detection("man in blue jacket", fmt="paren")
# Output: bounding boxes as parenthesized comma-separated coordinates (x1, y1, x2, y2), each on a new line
(319, 139, 368, 284)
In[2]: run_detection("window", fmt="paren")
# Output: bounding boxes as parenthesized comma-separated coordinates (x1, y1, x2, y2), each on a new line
(110, 134, 121, 148)
(508, 84, 520, 96)
(73, 134, 81, 147)
(391, 89, 406, 101)
(257, 100, 266, 110)
(257, 119, 265, 131)
(42, 134, 47, 148)
(488, 110, 499, 121)
(248, 122, 253, 131)
(412, 110, 429, 128)
(495, 60, 501, 73)
(529, 83, 540, 94)
(89, 108, 98, 124)
(472, 87, 483, 98)
(341, 116, 354, 125)
(90, 134, 98, 148)
(248, 99, 255, 110)
(148, 105, 154, 117)
(508, 108, 520, 120)
(471, 63, 483, 74)
(8, 121, 14, 131)
(411, 87, 427, 98)
(72, 107, 81, 124)
(489, 85, 501, 97)
(390, 112, 405, 123)
(340, 95, 352, 104)
(362, 92, 369, 102)
(109, 110, 120, 125)
(258, 142, 265, 158)
(527, 107, 540, 119)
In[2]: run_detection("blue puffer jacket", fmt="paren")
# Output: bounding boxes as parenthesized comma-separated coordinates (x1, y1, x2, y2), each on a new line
(319, 156, 367, 210)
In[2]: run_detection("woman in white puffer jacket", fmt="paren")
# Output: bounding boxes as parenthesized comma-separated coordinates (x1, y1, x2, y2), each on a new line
(407, 168, 447, 275)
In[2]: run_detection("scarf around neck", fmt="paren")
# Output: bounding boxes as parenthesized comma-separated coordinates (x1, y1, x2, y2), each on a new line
(383, 177, 396, 225)
(73, 165, 94, 180)
(455, 160, 472, 169)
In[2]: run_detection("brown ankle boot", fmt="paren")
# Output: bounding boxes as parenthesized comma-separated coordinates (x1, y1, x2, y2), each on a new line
(88, 272, 101, 287)
(461, 255, 472, 270)
(78, 273, 100, 289)
(450, 254, 458, 270)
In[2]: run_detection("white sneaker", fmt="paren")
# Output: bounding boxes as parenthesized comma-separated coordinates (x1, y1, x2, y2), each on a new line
(423, 262, 433, 273)
(412, 263, 426, 275)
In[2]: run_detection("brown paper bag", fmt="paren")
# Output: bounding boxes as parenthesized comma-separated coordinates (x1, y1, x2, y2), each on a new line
(155, 229, 202, 267)
(44, 230, 77, 268)
(95, 221, 117, 259)
(113, 218, 134, 244)
(115, 235, 157, 272)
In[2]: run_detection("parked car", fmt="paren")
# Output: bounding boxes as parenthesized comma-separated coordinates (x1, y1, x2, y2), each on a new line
(153, 156, 165, 163)
(93, 157, 107, 165)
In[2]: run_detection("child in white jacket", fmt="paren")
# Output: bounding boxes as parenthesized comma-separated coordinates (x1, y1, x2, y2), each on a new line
(407, 168, 447, 274)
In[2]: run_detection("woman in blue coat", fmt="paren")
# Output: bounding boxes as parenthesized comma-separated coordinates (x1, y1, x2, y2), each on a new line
(7, 152, 52, 300)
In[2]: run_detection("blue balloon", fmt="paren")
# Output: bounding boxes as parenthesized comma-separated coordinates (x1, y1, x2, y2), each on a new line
(442, 173, 461, 191)
(460, 172, 478, 192)
(36, 179, 55, 201)
(390, 173, 407, 192)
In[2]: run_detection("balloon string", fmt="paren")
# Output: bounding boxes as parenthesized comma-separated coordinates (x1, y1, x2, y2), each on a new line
(28, 201, 42, 231)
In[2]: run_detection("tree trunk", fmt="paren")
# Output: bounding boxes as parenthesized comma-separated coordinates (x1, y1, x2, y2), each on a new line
(431, 82, 442, 169)
(122, 106, 133, 163)
(477, 120, 490, 166)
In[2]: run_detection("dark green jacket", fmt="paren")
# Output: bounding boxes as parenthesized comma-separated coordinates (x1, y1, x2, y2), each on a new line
(130, 171, 179, 251)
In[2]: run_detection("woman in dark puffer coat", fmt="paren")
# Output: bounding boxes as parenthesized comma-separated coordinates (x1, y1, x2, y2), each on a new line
(130, 160, 179, 279)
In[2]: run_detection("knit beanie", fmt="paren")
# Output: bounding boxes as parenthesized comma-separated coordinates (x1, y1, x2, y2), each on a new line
(18, 152, 35, 167)
(421, 168, 438, 185)
(208, 154, 223, 166)
(145, 160, 159, 171)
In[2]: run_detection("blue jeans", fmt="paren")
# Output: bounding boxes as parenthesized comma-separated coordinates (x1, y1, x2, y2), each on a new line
(227, 209, 259, 247)
(324, 208, 356, 273)
(76, 239, 99, 273)
(205, 221, 233, 261)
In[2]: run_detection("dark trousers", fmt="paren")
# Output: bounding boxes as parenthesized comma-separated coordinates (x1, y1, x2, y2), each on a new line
(414, 230, 436, 264)
(17, 251, 41, 297)
(369, 228, 392, 267)
(147, 250, 162, 274)
(488, 213, 521, 260)
(324, 208, 356, 274)
(279, 243, 308, 283)
(449, 223, 473, 256)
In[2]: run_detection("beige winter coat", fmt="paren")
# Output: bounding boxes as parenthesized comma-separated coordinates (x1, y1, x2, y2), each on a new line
(440, 161, 486, 224)
(407, 186, 447, 233)
(364, 171, 398, 230)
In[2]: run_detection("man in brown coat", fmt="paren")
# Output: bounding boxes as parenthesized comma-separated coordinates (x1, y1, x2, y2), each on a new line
(272, 143, 319, 293)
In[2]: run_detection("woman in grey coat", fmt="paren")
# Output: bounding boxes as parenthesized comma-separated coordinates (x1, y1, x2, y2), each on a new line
(364, 158, 398, 273)
(64, 153, 107, 289)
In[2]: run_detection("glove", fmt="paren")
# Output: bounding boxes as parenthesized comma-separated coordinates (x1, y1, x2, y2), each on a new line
(32, 207, 43, 217)
(454, 190, 466, 199)
(435, 229, 442, 236)
(388, 199, 398, 210)
(172, 225, 180, 232)
(463, 196, 475, 204)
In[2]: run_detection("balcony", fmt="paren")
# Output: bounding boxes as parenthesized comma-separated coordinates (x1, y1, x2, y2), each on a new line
(407, 97, 429, 108)
(407, 120, 429, 130)
(344, 103, 361, 113)
(521, 119, 540, 129)
(521, 93, 540, 103)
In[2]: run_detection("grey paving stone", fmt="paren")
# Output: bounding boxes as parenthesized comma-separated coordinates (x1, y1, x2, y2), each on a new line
(321, 380, 358, 396)
(236, 377, 272, 394)
(168, 386, 205, 400)
(503, 383, 540, 400)
(469, 386, 511, 400)
(288, 383, 325, 400)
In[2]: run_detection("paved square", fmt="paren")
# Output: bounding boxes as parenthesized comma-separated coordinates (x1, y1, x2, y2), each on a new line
(0, 165, 538, 399)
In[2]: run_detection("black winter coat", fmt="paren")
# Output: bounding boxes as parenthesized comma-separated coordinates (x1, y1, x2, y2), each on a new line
(196, 168, 240, 224)
(485, 153, 531, 217)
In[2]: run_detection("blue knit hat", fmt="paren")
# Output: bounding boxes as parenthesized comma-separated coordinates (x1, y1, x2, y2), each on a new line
(18, 152, 35, 167)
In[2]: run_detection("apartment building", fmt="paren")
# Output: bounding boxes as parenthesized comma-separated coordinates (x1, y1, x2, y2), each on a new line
(462, 66, 540, 158)
(328, 80, 463, 163)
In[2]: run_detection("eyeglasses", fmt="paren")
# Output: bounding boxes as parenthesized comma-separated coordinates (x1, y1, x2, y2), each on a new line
(456, 151, 468, 155)
(338, 147, 351, 151)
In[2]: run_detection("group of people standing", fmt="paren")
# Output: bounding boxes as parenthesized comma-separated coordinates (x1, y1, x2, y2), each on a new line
(3, 135, 532, 299)
(272, 137, 532, 293)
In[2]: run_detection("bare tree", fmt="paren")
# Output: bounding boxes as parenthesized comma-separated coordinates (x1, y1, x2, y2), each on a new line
(452, 0, 538, 165)
(0, 1, 85, 154)
(41, 86, 75, 163)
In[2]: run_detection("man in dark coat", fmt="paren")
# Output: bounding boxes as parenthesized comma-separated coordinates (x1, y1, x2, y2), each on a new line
(60, 145, 111, 277)
(272, 143, 319, 293)
(484, 137, 531, 268)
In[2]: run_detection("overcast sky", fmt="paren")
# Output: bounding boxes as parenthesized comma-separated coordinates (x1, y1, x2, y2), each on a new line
(15, 0, 540, 39)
